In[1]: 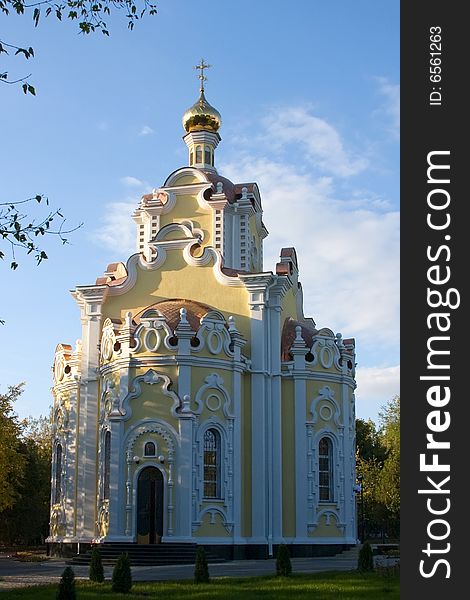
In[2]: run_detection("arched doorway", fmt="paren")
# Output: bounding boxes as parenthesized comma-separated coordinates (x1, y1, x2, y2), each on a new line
(136, 467, 164, 544)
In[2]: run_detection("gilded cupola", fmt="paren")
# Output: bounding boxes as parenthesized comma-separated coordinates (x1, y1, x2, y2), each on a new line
(182, 90, 222, 134)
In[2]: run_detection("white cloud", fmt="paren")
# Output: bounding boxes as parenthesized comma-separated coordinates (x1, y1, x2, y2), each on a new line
(92, 201, 136, 255)
(261, 106, 368, 177)
(375, 77, 400, 138)
(221, 155, 399, 350)
(120, 176, 145, 188)
(139, 125, 155, 136)
(355, 365, 400, 422)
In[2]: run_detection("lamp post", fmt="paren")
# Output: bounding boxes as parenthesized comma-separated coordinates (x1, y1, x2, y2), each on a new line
(357, 474, 364, 543)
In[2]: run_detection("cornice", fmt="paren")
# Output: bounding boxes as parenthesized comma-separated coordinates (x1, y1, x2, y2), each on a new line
(280, 368, 356, 388)
(99, 353, 248, 376)
(71, 285, 108, 308)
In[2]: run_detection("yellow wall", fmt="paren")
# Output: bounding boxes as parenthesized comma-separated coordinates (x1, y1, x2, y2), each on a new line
(282, 287, 299, 321)
(102, 252, 252, 355)
(305, 381, 342, 427)
(124, 366, 179, 432)
(194, 510, 230, 537)
(309, 513, 342, 538)
(172, 175, 200, 185)
(191, 367, 233, 421)
(160, 193, 213, 247)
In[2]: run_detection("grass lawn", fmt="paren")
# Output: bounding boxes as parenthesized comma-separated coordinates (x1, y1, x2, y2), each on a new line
(2, 570, 399, 599)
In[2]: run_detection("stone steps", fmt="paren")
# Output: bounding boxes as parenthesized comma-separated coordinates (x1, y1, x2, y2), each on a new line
(333, 545, 362, 561)
(67, 542, 225, 566)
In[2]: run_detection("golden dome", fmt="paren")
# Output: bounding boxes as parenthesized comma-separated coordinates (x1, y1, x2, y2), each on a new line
(182, 90, 222, 133)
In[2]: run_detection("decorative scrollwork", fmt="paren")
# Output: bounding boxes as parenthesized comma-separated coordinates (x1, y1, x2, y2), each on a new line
(97, 500, 110, 538)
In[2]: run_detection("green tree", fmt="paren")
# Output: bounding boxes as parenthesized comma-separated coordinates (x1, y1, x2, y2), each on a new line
(57, 566, 76, 600)
(275, 544, 292, 577)
(194, 547, 210, 584)
(357, 541, 374, 572)
(356, 455, 385, 540)
(22, 411, 53, 453)
(0, 437, 51, 544)
(356, 396, 400, 541)
(376, 396, 400, 537)
(0, 384, 26, 512)
(356, 418, 386, 463)
(0, 391, 53, 545)
(89, 547, 105, 583)
(112, 553, 132, 593)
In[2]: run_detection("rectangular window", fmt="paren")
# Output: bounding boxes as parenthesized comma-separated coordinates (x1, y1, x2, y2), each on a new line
(319, 437, 333, 501)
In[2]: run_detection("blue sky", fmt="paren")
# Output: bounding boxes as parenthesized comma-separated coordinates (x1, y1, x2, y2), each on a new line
(1, 0, 399, 424)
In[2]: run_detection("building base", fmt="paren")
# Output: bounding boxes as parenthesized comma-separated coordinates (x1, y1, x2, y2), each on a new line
(47, 540, 353, 561)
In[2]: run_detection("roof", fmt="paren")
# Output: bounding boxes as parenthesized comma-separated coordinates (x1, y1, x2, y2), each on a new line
(133, 298, 218, 332)
(281, 317, 318, 361)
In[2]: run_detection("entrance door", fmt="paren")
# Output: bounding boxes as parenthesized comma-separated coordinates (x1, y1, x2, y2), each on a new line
(137, 467, 164, 544)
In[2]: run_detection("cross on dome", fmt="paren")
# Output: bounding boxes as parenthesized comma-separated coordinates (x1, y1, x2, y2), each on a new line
(194, 58, 211, 93)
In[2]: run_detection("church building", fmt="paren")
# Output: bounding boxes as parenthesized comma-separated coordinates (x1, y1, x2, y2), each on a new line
(47, 62, 358, 559)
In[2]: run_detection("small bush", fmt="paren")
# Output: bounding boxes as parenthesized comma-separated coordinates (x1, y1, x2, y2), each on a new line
(194, 546, 210, 583)
(276, 544, 292, 577)
(56, 566, 76, 600)
(89, 546, 104, 582)
(358, 541, 374, 572)
(112, 553, 132, 593)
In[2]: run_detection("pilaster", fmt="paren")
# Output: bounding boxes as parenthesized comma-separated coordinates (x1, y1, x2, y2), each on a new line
(239, 273, 274, 545)
(291, 326, 308, 539)
(71, 285, 108, 540)
(177, 400, 196, 540)
(228, 316, 246, 541)
(267, 278, 290, 544)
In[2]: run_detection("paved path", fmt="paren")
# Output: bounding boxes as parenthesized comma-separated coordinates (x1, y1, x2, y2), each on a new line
(0, 551, 397, 591)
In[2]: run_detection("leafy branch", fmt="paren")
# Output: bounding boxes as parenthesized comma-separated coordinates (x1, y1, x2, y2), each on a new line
(0, 0, 157, 90)
(0, 40, 36, 93)
(0, 195, 82, 270)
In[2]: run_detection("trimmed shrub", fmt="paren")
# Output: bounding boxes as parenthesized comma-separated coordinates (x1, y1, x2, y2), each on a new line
(56, 566, 76, 600)
(358, 541, 374, 572)
(112, 553, 132, 593)
(194, 546, 210, 583)
(89, 546, 104, 582)
(276, 544, 292, 577)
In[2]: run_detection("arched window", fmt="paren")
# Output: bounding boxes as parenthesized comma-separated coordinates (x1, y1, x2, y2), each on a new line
(203, 428, 220, 498)
(204, 145, 211, 165)
(195, 145, 202, 163)
(144, 441, 156, 457)
(319, 437, 333, 501)
(103, 431, 111, 500)
(54, 443, 62, 504)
